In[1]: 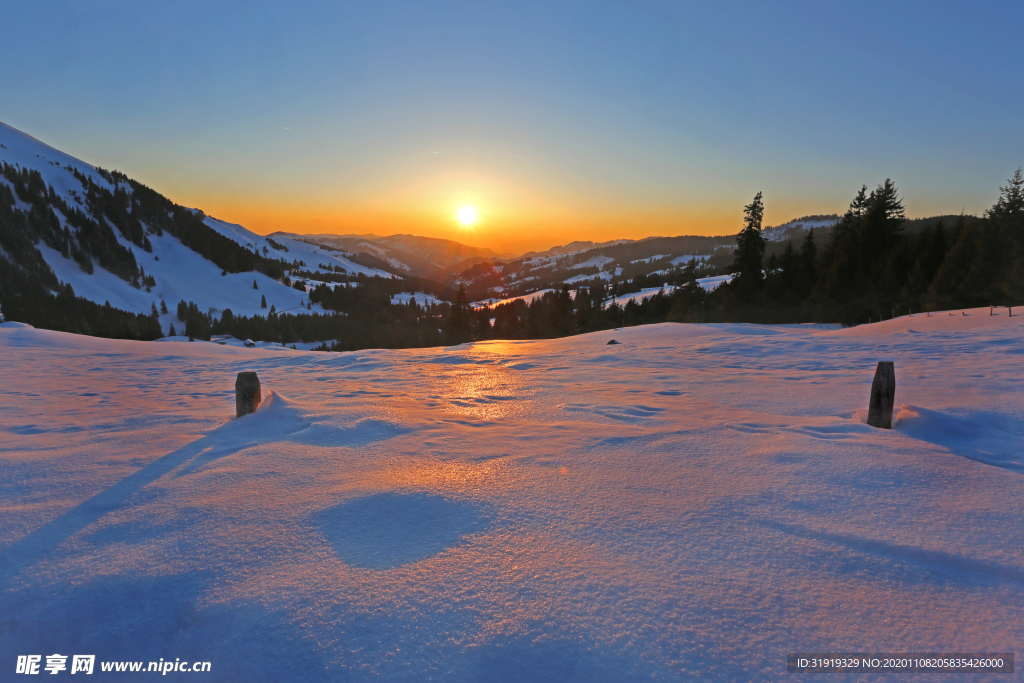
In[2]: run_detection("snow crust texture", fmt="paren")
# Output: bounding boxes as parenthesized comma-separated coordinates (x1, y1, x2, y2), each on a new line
(1, 310, 1022, 680)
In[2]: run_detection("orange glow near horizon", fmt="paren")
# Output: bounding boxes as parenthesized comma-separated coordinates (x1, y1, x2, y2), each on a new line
(178, 192, 781, 256)
(156, 164, 823, 257)
(101, 129, 844, 256)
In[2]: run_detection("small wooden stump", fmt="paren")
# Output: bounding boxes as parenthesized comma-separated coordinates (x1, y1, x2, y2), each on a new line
(866, 361, 895, 429)
(235, 371, 261, 417)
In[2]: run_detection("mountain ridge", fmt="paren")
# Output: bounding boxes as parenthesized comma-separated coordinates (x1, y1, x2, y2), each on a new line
(1, 121, 934, 344)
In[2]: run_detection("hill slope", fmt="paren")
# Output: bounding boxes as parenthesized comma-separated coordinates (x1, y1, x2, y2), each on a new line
(0, 122, 404, 334)
(289, 232, 497, 280)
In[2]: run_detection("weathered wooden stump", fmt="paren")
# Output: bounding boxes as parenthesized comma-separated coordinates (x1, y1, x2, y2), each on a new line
(866, 361, 895, 429)
(235, 371, 261, 417)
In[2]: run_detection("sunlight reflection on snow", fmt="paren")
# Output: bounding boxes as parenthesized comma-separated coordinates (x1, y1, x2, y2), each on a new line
(439, 362, 526, 422)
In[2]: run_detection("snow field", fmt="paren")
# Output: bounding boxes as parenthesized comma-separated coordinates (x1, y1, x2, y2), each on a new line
(1, 309, 1022, 680)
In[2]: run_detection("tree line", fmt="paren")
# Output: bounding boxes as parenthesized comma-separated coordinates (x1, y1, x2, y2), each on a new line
(720, 171, 1023, 325)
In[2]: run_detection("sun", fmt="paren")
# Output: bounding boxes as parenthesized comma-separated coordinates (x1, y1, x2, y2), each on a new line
(455, 204, 479, 228)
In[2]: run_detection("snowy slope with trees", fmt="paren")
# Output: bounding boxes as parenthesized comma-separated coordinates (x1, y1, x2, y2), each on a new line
(1, 310, 1022, 680)
(761, 214, 839, 242)
(0, 121, 399, 336)
(294, 233, 498, 281)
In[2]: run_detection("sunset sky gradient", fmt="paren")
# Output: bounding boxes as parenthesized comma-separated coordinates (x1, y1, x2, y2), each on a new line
(4, 0, 1023, 253)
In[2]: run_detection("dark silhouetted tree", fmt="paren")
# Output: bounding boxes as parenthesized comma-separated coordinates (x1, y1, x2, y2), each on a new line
(730, 191, 766, 300)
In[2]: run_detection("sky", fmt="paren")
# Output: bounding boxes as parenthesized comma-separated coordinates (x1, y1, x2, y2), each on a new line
(3, 0, 1023, 254)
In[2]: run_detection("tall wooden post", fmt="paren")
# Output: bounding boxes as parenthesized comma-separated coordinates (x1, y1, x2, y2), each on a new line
(235, 372, 261, 417)
(866, 361, 895, 429)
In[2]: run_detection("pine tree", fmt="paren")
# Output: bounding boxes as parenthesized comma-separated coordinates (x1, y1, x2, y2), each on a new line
(848, 185, 869, 219)
(260, 294, 267, 308)
(730, 191, 766, 300)
(861, 179, 906, 304)
(445, 284, 471, 343)
(780, 242, 796, 290)
(987, 168, 1024, 221)
(866, 179, 904, 225)
(986, 169, 1024, 304)
(800, 228, 817, 291)
(823, 187, 868, 302)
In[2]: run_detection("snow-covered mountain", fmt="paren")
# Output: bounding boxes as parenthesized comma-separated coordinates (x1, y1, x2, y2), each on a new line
(0, 122, 407, 334)
(452, 216, 840, 303)
(762, 214, 839, 242)
(284, 232, 497, 280)
(0, 120, 845, 340)
(517, 238, 633, 261)
(453, 234, 737, 300)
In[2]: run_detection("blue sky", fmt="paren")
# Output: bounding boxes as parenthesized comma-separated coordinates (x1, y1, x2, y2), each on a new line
(3, 0, 1022, 250)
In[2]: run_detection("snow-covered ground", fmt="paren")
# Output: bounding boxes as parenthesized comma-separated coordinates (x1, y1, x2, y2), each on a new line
(569, 255, 615, 270)
(606, 275, 736, 307)
(390, 292, 442, 307)
(37, 236, 324, 324)
(473, 289, 557, 309)
(1, 310, 1023, 680)
(186, 335, 337, 351)
(695, 273, 735, 291)
(605, 286, 667, 307)
(564, 271, 612, 284)
(669, 253, 709, 266)
(762, 216, 839, 242)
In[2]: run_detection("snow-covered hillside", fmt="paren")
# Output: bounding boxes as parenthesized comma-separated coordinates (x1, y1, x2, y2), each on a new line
(453, 222, 830, 307)
(762, 214, 839, 242)
(294, 233, 497, 280)
(202, 218, 395, 280)
(2, 310, 1022, 680)
(601, 275, 735, 307)
(454, 234, 737, 300)
(390, 291, 442, 307)
(0, 122, 397, 331)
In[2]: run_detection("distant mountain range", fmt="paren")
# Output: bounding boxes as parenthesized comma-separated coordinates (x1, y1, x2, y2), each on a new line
(0, 120, 852, 339)
(286, 232, 497, 281)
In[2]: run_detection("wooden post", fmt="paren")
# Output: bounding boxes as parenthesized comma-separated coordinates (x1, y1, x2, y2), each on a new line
(235, 371, 261, 417)
(866, 361, 895, 429)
